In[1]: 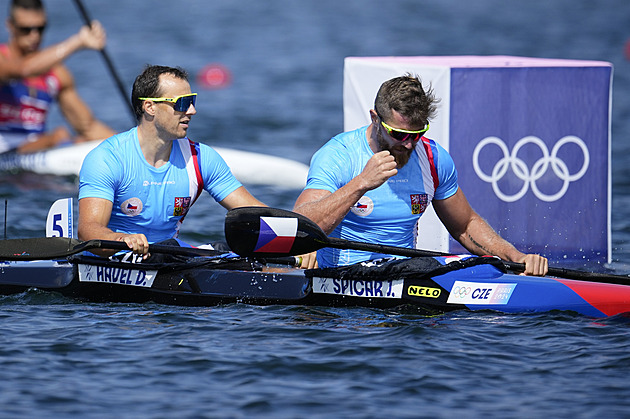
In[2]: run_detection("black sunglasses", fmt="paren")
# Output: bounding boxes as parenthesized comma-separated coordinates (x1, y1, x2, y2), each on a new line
(13, 23, 47, 35)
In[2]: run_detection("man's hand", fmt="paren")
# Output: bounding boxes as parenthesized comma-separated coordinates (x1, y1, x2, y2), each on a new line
(119, 233, 150, 257)
(518, 254, 548, 276)
(357, 150, 398, 191)
(298, 251, 318, 269)
(78, 20, 107, 50)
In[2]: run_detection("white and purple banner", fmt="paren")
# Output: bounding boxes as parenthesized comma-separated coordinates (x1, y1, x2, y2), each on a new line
(343, 56, 612, 263)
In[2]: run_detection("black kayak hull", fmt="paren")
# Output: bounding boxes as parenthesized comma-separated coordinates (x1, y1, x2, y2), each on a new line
(2, 257, 630, 317)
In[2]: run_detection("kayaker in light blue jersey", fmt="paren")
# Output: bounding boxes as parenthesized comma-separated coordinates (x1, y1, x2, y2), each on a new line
(294, 74, 548, 276)
(77, 65, 266, 259)
(79, 126, 239, 244)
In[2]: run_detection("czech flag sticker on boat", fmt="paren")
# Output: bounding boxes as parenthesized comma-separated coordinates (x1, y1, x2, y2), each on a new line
(254, 217, 298, 253)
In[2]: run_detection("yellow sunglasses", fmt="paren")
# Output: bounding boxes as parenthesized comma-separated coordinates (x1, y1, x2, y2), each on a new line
(138, 93, 197, 112)
(379, 118, 429, 142)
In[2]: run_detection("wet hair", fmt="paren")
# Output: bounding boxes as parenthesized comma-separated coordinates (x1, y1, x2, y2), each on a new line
(374, 73, 439, 127)
(10, 0, 44, 19)
(131, 65, 189, 121)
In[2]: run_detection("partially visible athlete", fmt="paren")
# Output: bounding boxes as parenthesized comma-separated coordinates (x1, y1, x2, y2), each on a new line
(0, 0, 114, 153)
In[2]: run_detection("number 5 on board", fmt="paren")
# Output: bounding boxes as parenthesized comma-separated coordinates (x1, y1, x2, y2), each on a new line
(46, 198, 74, 238)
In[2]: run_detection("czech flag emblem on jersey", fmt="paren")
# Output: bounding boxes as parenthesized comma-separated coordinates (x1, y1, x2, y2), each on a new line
(254, 217, 298, 253)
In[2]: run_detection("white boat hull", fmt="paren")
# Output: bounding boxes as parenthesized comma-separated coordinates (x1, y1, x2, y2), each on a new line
(0, 140, 309, 189)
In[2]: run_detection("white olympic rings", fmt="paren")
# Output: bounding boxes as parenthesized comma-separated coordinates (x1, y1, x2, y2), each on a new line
(472, 136, 590, 203)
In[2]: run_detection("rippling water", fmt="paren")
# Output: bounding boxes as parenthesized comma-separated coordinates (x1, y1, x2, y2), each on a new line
(3, 293, 630, 418)
(2, 0, 630, 417)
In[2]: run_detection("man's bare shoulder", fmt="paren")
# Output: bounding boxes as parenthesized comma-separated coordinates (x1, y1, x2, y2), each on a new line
(51, 63, 74, 88)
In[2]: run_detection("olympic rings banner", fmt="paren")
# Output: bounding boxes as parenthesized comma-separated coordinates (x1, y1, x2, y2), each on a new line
(344, 56, 612, 263)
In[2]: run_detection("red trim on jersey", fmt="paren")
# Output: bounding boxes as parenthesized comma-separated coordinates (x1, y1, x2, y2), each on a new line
(420, 137, 439, 191)
(188, 139, 203, 203)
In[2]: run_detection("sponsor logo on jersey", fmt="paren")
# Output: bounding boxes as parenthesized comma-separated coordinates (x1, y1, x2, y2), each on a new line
(351, 196, 374, 216)
(410, 193, 428, 215)
(121, 198, 143, 216)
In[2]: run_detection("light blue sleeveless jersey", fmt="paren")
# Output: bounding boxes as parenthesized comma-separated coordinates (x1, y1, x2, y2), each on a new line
(305, 125, 459, 267)
(79, 127, 241, 243)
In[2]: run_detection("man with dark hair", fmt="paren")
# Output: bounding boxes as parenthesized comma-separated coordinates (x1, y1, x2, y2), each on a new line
(294, 74, 548, 275)
(0, 0, 114, 153)
(77, 65, 267, 258)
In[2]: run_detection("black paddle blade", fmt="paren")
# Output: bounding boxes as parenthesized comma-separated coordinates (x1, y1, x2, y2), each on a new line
(0, 237, 82, 260)
(0, 237, 230, 261)
(225, 207, 330, 257)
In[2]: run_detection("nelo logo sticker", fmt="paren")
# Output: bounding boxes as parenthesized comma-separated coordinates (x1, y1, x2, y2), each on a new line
(407, 285, 441, 298)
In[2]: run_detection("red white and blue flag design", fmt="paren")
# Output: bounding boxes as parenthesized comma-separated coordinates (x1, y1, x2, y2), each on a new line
(254, 217, 298, 253)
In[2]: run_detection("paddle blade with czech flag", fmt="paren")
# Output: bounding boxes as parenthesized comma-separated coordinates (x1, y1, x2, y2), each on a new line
(224, 207, 328, 257)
